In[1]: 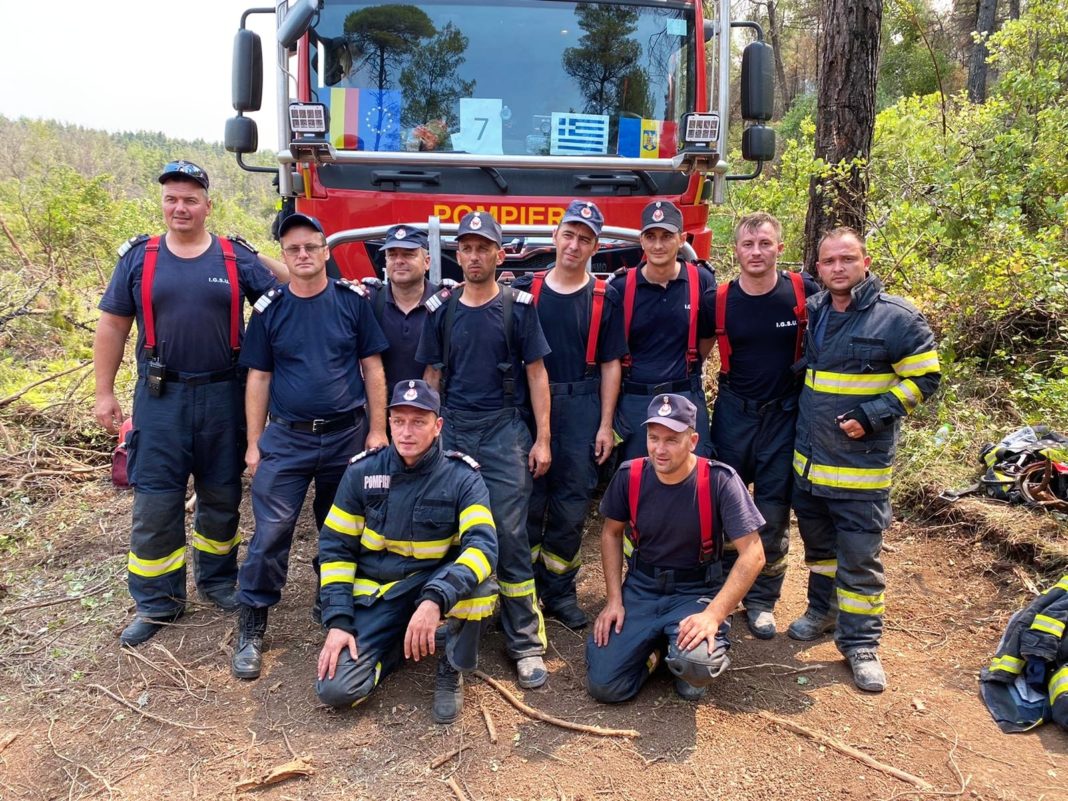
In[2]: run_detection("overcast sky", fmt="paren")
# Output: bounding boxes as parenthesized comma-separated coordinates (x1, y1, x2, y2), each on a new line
(0, 0, 280, 144)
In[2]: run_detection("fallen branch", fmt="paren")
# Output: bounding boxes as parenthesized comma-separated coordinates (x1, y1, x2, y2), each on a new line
(0, 577, 112, 616)
(88, 684, 216, 731)
(480, 702, 498, 743)
(728, 662, 824, 675)
(473, 670, 639, 739)
(445, 776, 469, 801)
(757, 710, 931, 790)
(429, 745, 467, 770)
(235, 756, 315, 792)
(0, 732, 18, 753)
(0, 360, 92, 408)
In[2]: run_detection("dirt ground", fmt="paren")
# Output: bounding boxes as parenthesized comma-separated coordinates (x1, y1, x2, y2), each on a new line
(0, 479, 1065, 801)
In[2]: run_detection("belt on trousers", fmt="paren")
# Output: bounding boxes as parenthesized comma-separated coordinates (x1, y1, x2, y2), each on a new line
(156, 367, 236, 386)
(269, 409, 362, 434)
(630, 555, 715, 584)
(549, 379, 600, 396)
(718, 384, 797, 415)
(622, 377, 696, 395)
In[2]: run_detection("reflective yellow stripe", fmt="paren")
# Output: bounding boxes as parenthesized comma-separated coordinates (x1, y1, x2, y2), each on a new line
(191, 531, 240, 556)
(807, 559, 837, 577)
(1050, 665, 1068, 704)
(385, 536, 454, 560)
(988, 654, 1024, 676)
(325, 506, 364, 537)
(1031, 614, 1066, 638)
(806, 369, 899, 395)
(893, 350, 940, 377)
(320, 561, 356, 587)
(448, 594, 499, 620)
(1054, 577, 1068, 592)
(128, 546, 185, 578)
(499, 579, 536, 598)
(361, 528, 385, 550)
(793, 450, 808, 476)
(622, 536, 635, 558)
(808, 462, 893, 491)
(529, 544, 542, 564)
(455, 547, 492, 582)
(459, 504, 495, 533)
(890, 379, 921, 414)
(761, 556, 788, 577)
(836, 587, 885, 615)
(349, 662, 383, 707)
(353, 577, 399, 598)
(540, 547, 581, 575)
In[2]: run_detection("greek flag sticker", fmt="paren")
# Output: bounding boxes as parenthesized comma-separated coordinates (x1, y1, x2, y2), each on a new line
(550, 112, 609, 156)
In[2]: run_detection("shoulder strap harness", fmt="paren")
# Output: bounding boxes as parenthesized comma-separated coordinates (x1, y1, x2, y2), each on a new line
(621, 262, 699, 375)
(441, 283, 519, 406)
(627, 456, 717, 563)
(715, 270, 809, 375)
(531, 271, 606, 377)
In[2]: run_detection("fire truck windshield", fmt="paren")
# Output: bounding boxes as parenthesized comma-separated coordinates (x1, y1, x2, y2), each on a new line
(307, 0, 696, 160)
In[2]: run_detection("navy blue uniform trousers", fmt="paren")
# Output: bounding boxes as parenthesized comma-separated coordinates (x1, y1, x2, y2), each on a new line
(616, 376, 711, 461)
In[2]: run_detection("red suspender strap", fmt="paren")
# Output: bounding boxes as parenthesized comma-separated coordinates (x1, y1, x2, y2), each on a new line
(685, 262, 699, 372)
(218, 237, 241, 353)
(627, 457, 645, 549)
(621, 267, 638, 369)
(714, 281, 730, 374)
(140, 237, 162, 355)
(788, 270, 807, 364)
(531, 270, 547, 305)
(586, 277, 606, 368)
(696, 457, 715, 561)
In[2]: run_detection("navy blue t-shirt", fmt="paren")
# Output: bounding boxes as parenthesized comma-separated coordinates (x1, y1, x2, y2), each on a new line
(511, 270, 628, 382)
(600, 458, 765, 569)
(606, 260, 716, 385)
(370, 281, 438, 392)
(99, 235, 278, 373)
(240, 281, 389, 420)
(720, 271, 821, 401)
(416, 286, 551, 412)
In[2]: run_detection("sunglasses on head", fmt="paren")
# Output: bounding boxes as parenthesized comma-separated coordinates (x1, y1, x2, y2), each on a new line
(161, 161, 207, 181)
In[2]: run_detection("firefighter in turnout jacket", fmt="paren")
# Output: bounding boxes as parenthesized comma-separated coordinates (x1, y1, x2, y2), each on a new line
(790, 228, 940, 692)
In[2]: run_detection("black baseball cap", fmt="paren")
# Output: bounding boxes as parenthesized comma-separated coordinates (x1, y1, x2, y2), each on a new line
(158, 160, 209, 190)
(383, 225, 429, 250)
(560, 200, 604, 237)
(388, 379, 441, 415)
(643, 393, 697, 432)
(456, 211, 502, 245)
(278, 213, 325, 238)
(641, 200, 683, 234)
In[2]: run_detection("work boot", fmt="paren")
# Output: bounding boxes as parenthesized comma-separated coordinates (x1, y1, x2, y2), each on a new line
(516, 656, 548, 689)
(201, 585, 239, 613)
(432, 657, 463, 724)
(787, 608, 837, 641)
(544, 594, 588, 629)
(119, 610, 184, 647)
(846, 650, 886, 693)
(673, 676, 708, 702)
(746, 608, 777, 640)
(232, 605, 268, 680)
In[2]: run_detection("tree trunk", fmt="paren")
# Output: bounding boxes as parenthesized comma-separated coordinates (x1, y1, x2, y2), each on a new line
(765, 1, 793, 114)
(1007, 0, 1020, 20)
(966, 0, 998, 102)
(802, 0, 882, 274)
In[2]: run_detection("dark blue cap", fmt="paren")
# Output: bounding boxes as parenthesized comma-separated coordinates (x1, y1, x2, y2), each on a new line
(456, 211, 502, 245)
(158, 160, 209, 190)
(278, 213, 325, 238)
(388, 379, 441, 415)
(643, 393, 697, 432)
(641, 200, 683, 234)
(383, 225, 429, 250)
(560, 200, 604, 237)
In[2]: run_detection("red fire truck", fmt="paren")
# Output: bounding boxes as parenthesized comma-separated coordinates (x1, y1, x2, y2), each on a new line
(225, 0, 774, 281)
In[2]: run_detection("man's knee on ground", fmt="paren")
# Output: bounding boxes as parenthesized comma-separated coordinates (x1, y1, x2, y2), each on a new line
(315, 656, 378, 708)
(665, 641, 731, 688)
(586, 674, 638, 704)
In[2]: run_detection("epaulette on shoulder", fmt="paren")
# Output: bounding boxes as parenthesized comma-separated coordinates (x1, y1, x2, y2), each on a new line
(117, 234, 150, 258)
(337, 278, 369, 298)
(424, 286, 453, 313)
(252, 287, 283, 314)
(227, 234, 258, 255)
(512, 288, 534, 305)
(361, 276, 383, 289)
(443, 450, 481, 470)
(349, 445, 385, 464)
(441, 278, 460, 289)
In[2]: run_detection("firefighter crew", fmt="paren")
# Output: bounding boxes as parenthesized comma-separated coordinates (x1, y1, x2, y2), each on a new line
(607, 200, 716, 461)
(587, 394, 765, 702)
(511, 200, 627, 629)
(232, 213, 389, 680)
(363, 225, 440, 389)
(315, 380, 499, 724)
(94, 159, 288, 647)
(711, 212, 820, 639)
(790, 227, 940, 692)
(416, 210, 554, 689)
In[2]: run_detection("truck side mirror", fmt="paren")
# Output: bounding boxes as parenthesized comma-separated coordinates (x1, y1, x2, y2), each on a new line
(740, 41, 774, 122)
(278, 0, 319, 49)
(225, 116, 259, 154)
(741, 125, 775, 162)
(232, 29, 263, 112)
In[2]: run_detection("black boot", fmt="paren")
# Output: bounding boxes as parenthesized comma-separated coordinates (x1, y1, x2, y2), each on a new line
(232, 605, 268, 679)
(432, 656, 463, 724)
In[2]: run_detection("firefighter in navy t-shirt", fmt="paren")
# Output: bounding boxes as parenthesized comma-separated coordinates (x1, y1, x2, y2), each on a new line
(587, 394, 765, 702)
(711, 212, 820, 639)
(231, 213, 389, 681)
(94, 160, 286, 647)
(511, 200, 627, 629)
(606, 201, 717, 461)
(416, 210, 554, 689)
